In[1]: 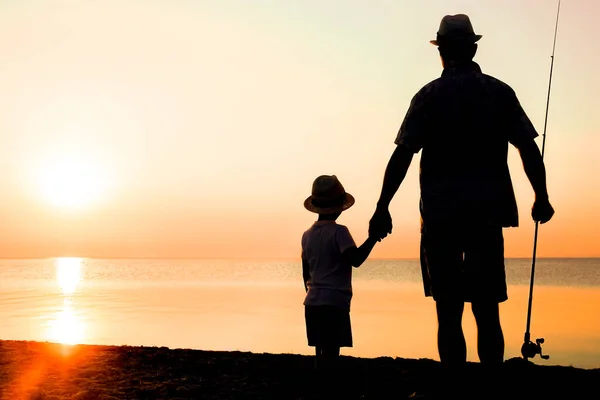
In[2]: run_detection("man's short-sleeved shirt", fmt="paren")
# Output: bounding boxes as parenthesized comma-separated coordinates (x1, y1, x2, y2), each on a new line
(395, 61, 539, 228)
(301, 220, 356, 311)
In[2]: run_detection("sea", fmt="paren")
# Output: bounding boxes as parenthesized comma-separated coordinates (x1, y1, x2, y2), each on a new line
(0, 258, 599, 369)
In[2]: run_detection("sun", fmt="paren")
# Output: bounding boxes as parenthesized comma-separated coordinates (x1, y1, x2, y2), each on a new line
(38, 155, 110, 209)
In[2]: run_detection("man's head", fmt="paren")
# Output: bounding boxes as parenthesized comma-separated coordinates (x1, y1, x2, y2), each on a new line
(430, 14, 481, 66)
(438, 41, 478, 65)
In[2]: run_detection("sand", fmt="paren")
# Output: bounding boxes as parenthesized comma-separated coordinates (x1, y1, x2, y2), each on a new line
(0, 340, 597, 399)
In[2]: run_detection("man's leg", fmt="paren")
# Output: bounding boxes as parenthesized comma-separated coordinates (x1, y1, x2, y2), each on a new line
(466, 224, 506, 366)
(471, 302, 505, 398)
(422, 224, 466, 365)
(471, 301, 504, 365)
(434, 300, 467, 398)
(422, 223, 468, 396)
(435, 300, 467, 365)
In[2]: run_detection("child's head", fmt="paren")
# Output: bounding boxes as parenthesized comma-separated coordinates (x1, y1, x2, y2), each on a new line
(304, 175, 355, 219)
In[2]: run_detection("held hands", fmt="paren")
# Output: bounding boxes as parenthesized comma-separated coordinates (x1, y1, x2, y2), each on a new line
(369, 207, 393, 242)
(532, 197, 555, 224)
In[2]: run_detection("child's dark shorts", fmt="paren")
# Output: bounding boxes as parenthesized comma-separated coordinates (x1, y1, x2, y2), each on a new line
(305, 305, 352, 348)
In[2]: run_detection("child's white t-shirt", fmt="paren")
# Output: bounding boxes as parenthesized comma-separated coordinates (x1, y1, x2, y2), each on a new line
(301, 220, 357, 311)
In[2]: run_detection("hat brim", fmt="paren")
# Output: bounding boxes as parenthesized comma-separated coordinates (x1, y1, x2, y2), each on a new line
(430, 34, 482, 46)
(303, 193, 355, 214)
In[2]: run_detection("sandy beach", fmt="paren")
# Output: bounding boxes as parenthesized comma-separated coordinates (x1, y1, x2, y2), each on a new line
(0, 340, 597, 399)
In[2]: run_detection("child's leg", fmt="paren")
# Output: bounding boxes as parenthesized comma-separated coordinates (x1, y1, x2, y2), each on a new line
(322, 346, 340, 357)
(314, 346, 323, 369)
(321, 346, 340, 369)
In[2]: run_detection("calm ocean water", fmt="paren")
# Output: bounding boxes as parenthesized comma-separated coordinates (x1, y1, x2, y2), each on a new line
(0, 258, 599, 369)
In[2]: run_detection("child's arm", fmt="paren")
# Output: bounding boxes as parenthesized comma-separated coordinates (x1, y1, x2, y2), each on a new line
(342, 237, 378, 268)
(302, 256, 310, 292)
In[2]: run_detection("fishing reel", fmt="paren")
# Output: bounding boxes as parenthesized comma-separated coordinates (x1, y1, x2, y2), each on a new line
(521, 337, 549, 360)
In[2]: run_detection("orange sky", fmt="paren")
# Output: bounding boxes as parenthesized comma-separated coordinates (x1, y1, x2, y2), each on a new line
(0, 0, 598, 259)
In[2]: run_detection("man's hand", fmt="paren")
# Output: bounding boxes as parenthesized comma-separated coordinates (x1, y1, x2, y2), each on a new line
(532, 198, 554, 224)
(369, 207, 393, 241)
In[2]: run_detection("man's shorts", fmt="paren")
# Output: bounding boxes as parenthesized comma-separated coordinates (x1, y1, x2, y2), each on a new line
(420, 223, 508, 303)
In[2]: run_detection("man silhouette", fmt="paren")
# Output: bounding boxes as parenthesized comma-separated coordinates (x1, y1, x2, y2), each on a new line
(369, 13, 555, 385)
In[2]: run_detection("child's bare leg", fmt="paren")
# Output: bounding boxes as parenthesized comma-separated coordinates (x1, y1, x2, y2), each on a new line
(322, 346, 340, 357)
(314, 346, 323, 369)
(321, 346, 340, 369)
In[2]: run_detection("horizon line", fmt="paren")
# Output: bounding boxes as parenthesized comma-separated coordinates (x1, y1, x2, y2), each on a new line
(1, 256, 599, 260)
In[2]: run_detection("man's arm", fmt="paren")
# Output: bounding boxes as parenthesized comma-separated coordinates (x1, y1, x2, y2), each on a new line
(514, 138, 549, 201)
(375, 145, 414, 209)
(504, 86, 554, 223)
(368, 144, 415, 239)
(513, 137, 555, 223)
(302, 257, 310, 292)
(342, 237, 378, 268)
(369, 88, 426, 238)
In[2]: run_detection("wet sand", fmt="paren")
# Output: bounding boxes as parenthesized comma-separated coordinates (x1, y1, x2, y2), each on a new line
(0, 340, 597, 399)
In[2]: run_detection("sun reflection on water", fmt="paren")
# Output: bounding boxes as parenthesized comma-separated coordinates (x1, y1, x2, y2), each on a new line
(46, 257, 86, 345)
(56, 257, 82, 295)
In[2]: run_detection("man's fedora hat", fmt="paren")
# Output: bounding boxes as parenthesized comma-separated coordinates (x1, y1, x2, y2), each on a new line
(304, 175, 355, 214)
(430, 14, 482, 46)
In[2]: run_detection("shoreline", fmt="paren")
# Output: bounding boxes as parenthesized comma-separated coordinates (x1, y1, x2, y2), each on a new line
(0, 340, 598, 399)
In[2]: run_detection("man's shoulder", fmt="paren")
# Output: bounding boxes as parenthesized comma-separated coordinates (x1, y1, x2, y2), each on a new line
(431, 70, 515, 92)
(413, 79, 439, 98)
(479, 72, 515, 94)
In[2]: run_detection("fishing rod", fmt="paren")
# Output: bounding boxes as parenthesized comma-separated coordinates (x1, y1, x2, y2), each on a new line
(521, 0, 561, 362)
